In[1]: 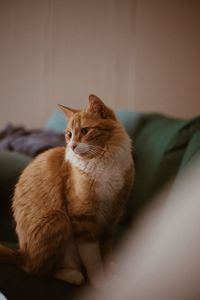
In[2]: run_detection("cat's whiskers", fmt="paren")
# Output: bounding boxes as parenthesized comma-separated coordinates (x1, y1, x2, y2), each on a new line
(87, 144, 106, 157)
(88, 144, 104, 151)
(87, 148, 103, 156)
(88, 144, 104, 150)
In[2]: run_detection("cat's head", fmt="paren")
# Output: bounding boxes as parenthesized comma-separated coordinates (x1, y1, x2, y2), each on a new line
(59, 94, 128, 159)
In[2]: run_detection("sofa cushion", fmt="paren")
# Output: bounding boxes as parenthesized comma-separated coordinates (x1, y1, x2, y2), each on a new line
(0, 150, 31, 243)
(45, 111, 67, 133)
(166, 116, 200, 153)
(125, 114, 200, 223)
(179, 130, 200, 169)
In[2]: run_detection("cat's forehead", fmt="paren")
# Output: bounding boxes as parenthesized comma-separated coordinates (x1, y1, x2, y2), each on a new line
(67, 111, 99, 129)
(69, 114, 80, 129)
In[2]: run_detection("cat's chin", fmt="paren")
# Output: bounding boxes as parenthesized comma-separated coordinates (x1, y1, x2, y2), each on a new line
(74, 152, 94, 160)
(73, 150, 90, 159)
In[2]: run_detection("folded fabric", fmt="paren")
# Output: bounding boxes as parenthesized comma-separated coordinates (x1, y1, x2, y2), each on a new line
(0, 124, 65, 157)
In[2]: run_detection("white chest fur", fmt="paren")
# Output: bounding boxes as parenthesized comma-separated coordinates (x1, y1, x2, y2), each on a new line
(65, 141, 133, 202)
(66, 141, 133, 224)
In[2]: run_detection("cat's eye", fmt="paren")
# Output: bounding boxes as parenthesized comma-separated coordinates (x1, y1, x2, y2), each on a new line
(81, 128, 88, 135)
(67, 131, 72, 139)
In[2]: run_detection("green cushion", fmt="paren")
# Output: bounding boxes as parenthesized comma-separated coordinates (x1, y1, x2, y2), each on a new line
(0, 150, 31, 243)
(166, 116, 200, 153)
(172, 130, 200, 190)
(179, 130, 200, 169)
(126, 114, 200, 223)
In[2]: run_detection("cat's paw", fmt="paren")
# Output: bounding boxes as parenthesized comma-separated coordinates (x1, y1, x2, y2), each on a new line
(54, 268, 85, 285)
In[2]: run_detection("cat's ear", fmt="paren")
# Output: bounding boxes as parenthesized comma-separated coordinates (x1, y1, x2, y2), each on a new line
(58, 104, 78, 118)
(88, 94, 107, 118)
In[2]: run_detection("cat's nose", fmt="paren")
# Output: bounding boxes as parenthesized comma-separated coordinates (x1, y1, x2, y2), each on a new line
(70, 142, 77, 151)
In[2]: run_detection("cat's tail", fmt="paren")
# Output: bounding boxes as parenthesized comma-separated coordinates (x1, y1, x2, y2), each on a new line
(0, 244, 23, 266)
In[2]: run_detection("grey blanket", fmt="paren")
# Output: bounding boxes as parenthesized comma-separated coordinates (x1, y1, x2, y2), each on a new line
(0, 124, 65, 157)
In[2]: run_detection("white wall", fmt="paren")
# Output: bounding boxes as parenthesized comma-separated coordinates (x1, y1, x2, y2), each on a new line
(134, 0, 200, 117)
(0, 0, 199, 128)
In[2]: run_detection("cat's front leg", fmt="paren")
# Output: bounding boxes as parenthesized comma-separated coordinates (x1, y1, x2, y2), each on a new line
(77, 241, 105, 288)
(54, 238, 85, 285)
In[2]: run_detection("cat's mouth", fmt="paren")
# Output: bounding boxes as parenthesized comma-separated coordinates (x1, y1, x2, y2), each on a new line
(72, 147, 88, 157)
(68, 142, 90, 158)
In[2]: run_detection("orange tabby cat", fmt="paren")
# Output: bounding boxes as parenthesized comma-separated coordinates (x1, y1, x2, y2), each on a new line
(0, 95, 134, 286)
